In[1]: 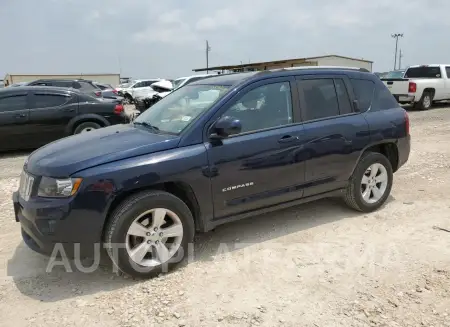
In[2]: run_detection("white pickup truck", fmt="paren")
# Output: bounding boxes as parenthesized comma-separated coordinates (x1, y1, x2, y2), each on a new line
(381, 64, 450, 110)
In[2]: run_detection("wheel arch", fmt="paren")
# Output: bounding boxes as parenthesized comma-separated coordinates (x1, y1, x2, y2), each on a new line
(353, 142, 400, 174)
(65, 114, 110, 135)
(102, 180, 203, 239)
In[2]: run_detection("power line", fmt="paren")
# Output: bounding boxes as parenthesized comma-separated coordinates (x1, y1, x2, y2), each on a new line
(391, 33, 404, 70)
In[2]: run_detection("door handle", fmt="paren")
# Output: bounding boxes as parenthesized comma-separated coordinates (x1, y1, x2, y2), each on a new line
(278, 135, 299, 144)
(15, 113, 27, 118)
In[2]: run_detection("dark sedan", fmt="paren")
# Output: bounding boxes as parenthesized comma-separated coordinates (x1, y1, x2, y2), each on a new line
(0, 86, 128, 151)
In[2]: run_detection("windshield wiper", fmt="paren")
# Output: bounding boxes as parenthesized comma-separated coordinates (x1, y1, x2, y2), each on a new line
(134, 121, 160, 132)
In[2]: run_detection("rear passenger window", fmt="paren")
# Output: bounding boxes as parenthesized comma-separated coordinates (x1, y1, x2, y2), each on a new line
(299, 79, 339, 120)
(350, 79, 375, 111)
(34, 94, 68, 108)
(0, 95, 27, 112)
(334, 79, 352, 115)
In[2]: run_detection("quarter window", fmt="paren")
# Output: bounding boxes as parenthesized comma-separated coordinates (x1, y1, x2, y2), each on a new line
(222, 82, 293, 134)
(0, 95, 27, 112)
(446, 67, 450, 79)
(350, 79, 375, 112)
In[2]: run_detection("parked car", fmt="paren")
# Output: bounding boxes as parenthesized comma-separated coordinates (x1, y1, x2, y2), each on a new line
(134, 80, 174, 113)
(381, 64, 450, 109)
(13, 67, 410, 278)
(9, 82, 29, 87)
(0, 86, 127, 151)
(172, 74, 216, 90)
(116, 79, 163, 103)
(27, 79, 103, 98)
(93, 82, 123, 101)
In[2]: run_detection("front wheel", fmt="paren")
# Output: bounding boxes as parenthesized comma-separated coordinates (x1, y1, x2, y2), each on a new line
(104, 191, 195, 278)
(344, 152, 393, 212)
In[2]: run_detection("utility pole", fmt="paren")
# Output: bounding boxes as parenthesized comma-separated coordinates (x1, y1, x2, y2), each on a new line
(391, 33, 403, 70)
(399, 49, 403, 70)
(206, 40, 211, 74)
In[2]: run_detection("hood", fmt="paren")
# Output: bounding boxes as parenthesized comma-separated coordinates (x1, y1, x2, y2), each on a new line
(152, 80, 173, 90)
(26, 124, 180, 177)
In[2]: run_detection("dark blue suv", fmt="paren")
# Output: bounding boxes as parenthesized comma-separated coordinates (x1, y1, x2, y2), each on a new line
(13, 67, 410, 278)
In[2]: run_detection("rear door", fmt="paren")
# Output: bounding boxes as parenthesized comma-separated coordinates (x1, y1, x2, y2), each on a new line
(206, 77, 306, 219)
(296, 75, 370, 196)
(28, 90, 78, 144)
(0, 91, 32, 150)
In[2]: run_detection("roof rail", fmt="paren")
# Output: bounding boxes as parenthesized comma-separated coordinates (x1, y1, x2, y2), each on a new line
(273, 66, 371, 73)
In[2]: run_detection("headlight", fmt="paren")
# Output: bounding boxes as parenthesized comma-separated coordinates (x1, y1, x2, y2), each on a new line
(37, 177, 83, 198)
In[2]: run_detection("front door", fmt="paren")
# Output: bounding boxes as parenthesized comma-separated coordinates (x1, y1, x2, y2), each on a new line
(28, 91, 78, 145)
(0, 92, 32, 151)
(206, 78, 306, 219)
(296, 75, 370, 196)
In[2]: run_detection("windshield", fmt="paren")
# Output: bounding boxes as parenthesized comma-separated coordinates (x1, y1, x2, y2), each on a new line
(172, 78, 187, 89)
(404, 67, 442, 79)
(134, 84, 230, 134)
(385, 70, 405, 79)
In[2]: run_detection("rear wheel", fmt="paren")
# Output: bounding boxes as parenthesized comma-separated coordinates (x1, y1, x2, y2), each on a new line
(344, 152, 393, 212)
(414, 92, 433, 110)
(73, 122, 101, 134)
(104, 191, 195, 279)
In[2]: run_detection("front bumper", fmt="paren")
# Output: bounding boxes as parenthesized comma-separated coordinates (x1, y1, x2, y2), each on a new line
(13, 191, 103, 258)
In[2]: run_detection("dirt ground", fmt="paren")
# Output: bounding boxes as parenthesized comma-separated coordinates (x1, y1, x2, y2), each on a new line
(1, 106, 450, 327)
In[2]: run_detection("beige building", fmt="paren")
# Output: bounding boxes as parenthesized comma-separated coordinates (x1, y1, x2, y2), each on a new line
(3, 73, 121, 87)
(193, 54, 373, 73)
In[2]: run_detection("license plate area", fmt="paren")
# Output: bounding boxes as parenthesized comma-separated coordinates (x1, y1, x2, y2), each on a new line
(19, 171, 35, 201)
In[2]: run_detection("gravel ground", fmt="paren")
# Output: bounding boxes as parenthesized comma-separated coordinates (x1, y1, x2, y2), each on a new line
(1, 106, 450, 327)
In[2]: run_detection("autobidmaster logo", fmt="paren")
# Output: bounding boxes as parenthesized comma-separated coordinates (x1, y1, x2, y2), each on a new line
(222, 182, 254, 193)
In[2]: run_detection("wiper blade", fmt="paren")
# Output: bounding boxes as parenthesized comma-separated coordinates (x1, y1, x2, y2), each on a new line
(134, 121, 160, 132)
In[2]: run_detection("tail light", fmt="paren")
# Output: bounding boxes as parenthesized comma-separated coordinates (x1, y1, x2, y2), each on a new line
(95, 91, 101, 97)
(404, 109, 410, 135)
(112, 89, 118, 95)
(114, 104, 124, 115)
(408, 82, 416, 93)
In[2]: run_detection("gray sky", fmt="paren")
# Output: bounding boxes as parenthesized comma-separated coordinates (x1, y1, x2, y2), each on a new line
(1, 0, 449, 79)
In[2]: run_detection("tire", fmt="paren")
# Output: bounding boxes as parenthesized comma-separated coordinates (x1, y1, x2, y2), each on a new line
(73, 122, 101, 134)
(123, 94, 133, 104)
(104, 190, 195, 279)
(344, 152, 393, 212)
(414, 92, 433, 110)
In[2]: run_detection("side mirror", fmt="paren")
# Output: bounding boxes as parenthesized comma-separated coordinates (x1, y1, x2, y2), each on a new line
(353, 99, 360, 112)
(210, 116, 242, 139)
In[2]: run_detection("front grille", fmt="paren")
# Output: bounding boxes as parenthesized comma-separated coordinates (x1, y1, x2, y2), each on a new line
(18, 170, 35, 201)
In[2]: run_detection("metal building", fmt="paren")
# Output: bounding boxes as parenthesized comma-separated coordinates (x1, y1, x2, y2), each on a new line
(193, 54, 373, 74)
(3, 73, 121, 87)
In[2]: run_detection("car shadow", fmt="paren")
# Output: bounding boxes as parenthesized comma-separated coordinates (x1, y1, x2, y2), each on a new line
(403, 101, 450, 111)
(192, 196, 394, 261)
(7, 195, 394, 302)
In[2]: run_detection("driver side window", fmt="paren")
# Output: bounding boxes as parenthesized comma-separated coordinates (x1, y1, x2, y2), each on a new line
(222, 82, 293, 134)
